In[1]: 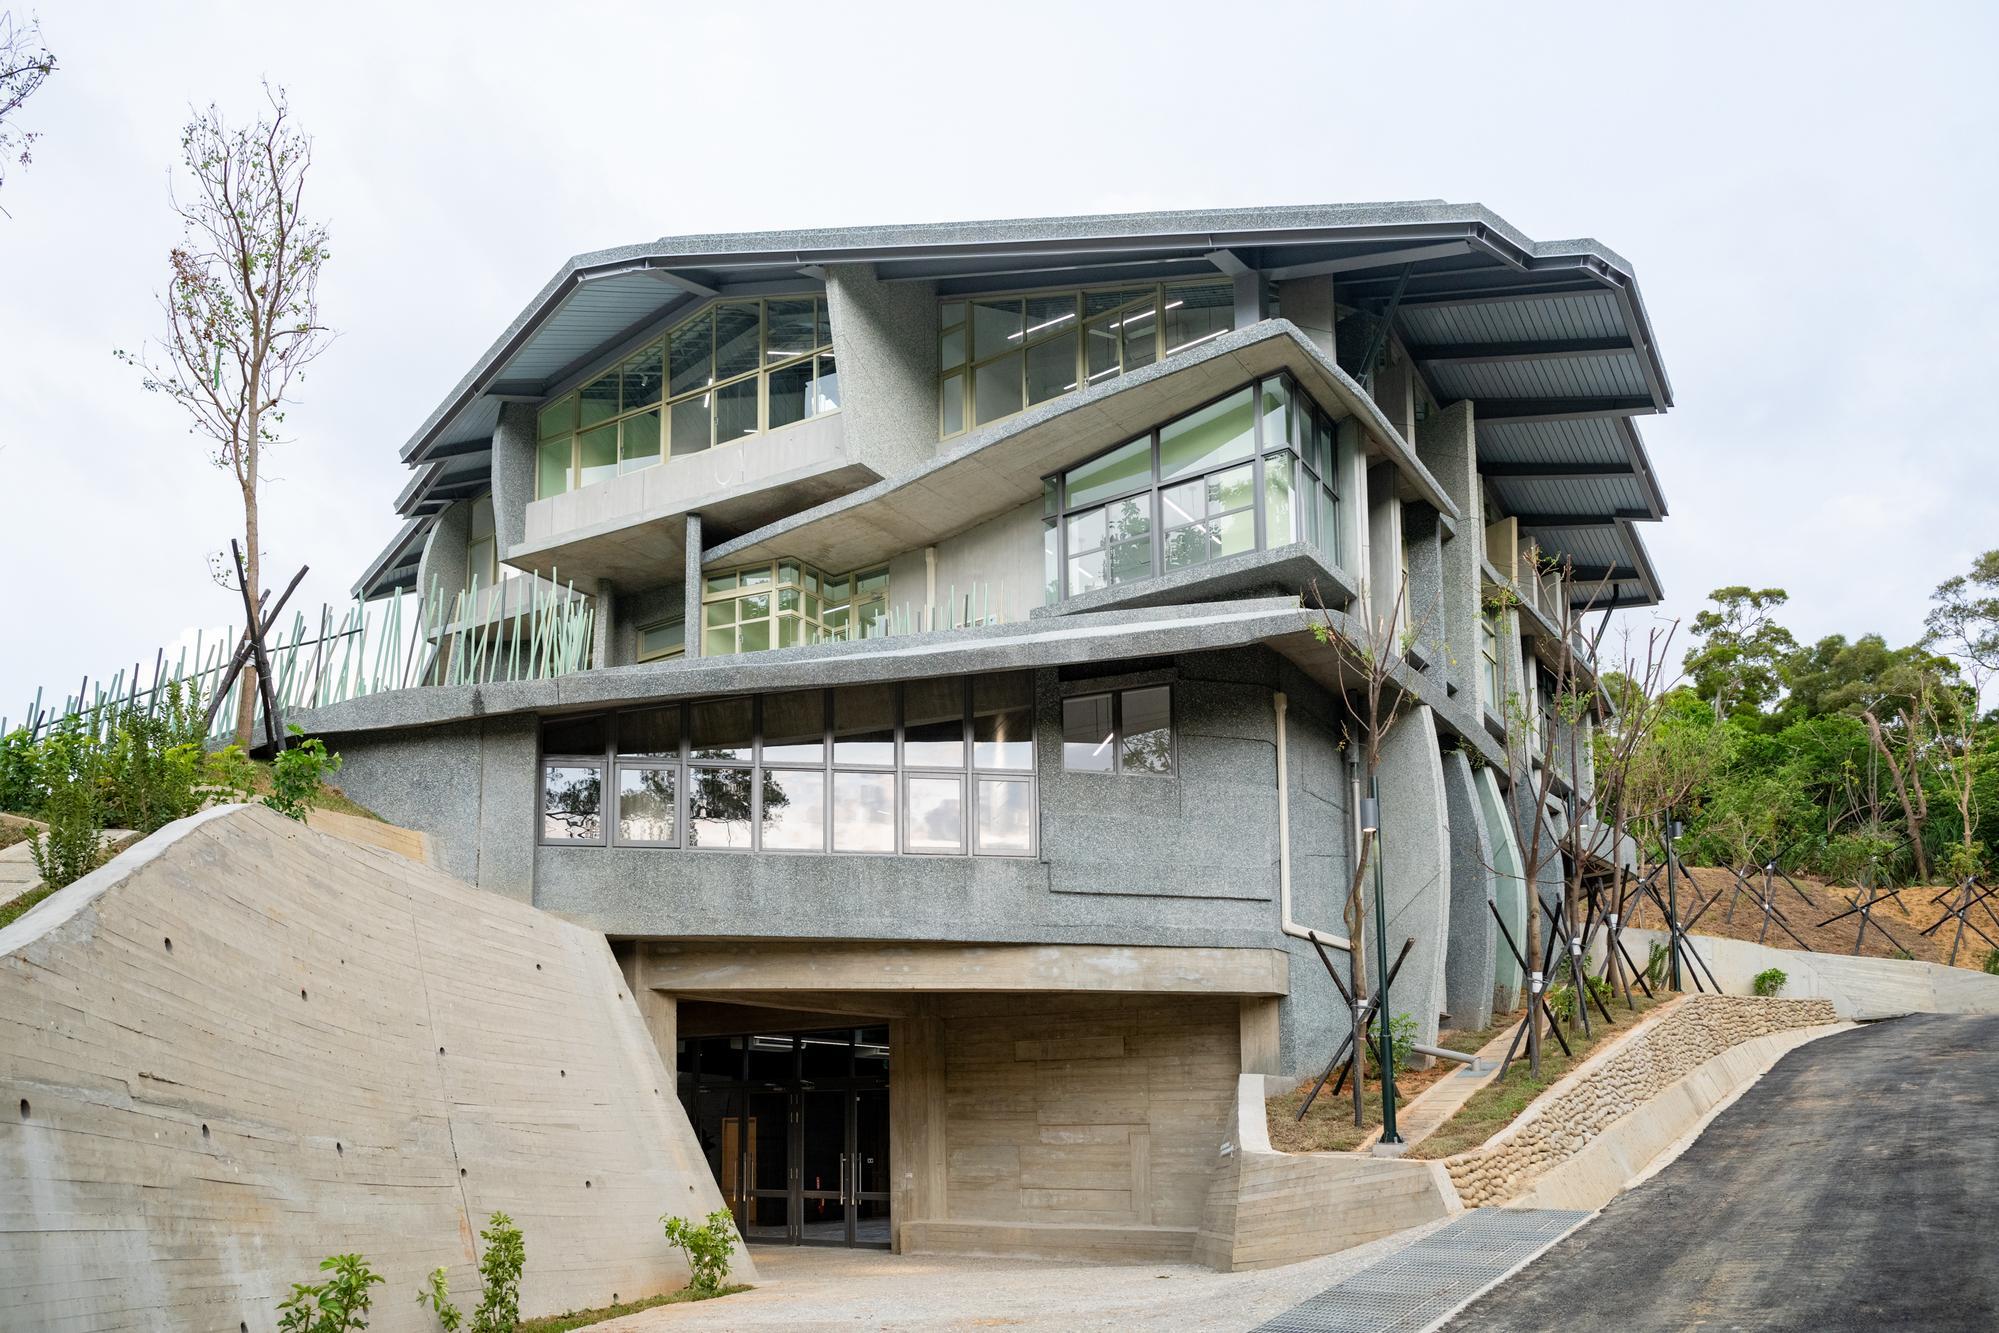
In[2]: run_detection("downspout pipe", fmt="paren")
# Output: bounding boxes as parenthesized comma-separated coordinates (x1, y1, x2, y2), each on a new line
(1274, 691, 1352, 952)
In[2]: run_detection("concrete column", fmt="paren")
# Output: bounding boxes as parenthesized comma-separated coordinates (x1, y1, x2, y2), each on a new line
(1401, 504, 1445, 672)
(491, 401, 538, 557)
(1373, 704, 1453, 1048)
(1440, 750, 1498, 1031)
(591, 578, 616, 668)
(1365, 464, 1403, 644)
(416, 498, 471, 606)
(1276, 276, 1336, 356)
(824, 263, 940, 478)
(1477, 765, 1528, 1012)
(1233, 270, 1267, 328)
(1417, 402, 1481, 703)
(683, 512, 702, 659)
(888, 1004, 947, 1253)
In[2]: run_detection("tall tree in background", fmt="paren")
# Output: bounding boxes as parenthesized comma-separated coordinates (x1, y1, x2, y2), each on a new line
(0, 10, 58, 207)
(1924, 549, 1998, 877)
(1685, 586, 1797, 721)
(117, 87, 333, 747)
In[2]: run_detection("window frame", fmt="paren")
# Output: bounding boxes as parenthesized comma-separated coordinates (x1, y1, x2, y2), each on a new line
(1060, 683, 1177, 777)
(535, 678, 1038, 857)
(635, 614, 686, 663)
(535, 294, 838, 500)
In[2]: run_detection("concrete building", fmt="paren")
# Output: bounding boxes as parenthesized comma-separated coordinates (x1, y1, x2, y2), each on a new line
(304, 202, 1672, 1263)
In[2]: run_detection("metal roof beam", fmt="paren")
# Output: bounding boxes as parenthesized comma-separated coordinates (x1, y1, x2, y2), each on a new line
(1566, 564, 1640, 582)
(1204, 248, 1251, 276)
(1266, 239, 1473, 281)
(1409, 337, 1632, 363)
(1480, 462, 1636, 479)
(1511, 510, 1651, 528)
(1474, 397, 1654, 423)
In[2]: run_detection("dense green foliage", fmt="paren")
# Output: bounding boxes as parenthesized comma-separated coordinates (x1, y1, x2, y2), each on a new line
(277, 1254, 384, 1333)
(266, 729, 343, 821)
(1362, 1010, 1419, 1078)
(1608, 552, 1997, 887)
(661, 1210, 739, 1297)
(470, 1212, 526, 1333)
(1752, 967, 1788, 997)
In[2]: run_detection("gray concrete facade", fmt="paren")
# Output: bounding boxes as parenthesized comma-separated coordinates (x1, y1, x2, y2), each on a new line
(1440, 748, 1498, 1031)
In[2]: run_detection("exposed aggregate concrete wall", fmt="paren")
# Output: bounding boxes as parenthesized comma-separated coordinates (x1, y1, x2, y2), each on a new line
(0, 804, 742, 1332)
(1443, 995, 1837, 1207)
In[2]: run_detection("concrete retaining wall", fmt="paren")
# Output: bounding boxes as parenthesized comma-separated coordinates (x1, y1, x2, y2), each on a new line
(1442, 994, 1837, 1207)
(1624, 926, 1999, 1019)
(0, 804, 742, 1331)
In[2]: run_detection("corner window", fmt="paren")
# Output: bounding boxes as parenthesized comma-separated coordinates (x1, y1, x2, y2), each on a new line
(1062, 685, 1173, 775)
(702, 560, 890, 655)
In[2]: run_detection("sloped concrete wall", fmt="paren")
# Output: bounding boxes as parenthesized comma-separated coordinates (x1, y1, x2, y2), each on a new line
(0, 804, 745, 1332)
(1622, 926, 1999, 1019)
(1440, 750, 1497, 1031)
(1375, 705, 1452, 1046)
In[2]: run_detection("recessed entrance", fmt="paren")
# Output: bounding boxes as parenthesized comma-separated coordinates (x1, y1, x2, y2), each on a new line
(680, 1025, 890, 1248)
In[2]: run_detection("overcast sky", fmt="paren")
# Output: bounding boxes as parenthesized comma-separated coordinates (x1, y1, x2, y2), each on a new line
(2, 0, 1995, 719)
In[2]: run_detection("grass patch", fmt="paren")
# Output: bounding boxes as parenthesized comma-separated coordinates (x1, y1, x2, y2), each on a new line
(232, 762, 384, 822)
(519, 1285, 751, 1331)
(0, 823, 29, 852)
(1267, 1010, 1531, 1153)
(0, 882, 59, 931)
(1407, 995, 1663, 1160)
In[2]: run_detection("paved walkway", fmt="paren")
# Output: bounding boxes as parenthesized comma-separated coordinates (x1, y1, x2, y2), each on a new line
(1446, 1013, 1999, 1331)
(607, 1219, 1454, 1332)
(0, 827, 134, 911)
(1369, 1022, 1520, 1151)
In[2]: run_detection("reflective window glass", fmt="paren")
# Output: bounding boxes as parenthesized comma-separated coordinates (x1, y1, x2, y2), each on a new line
(976, 778, 1034, 853)
(542, 714, 607, 755)
(1265, 449, 1297, 545)
(767, 359, 811, 430)
(905, 776, 964, 852)
(716, 378, 759, 442)
(813, 353, 840, 414)
(541, 764, 603, 841)
(974, 352, 1023, 424)
(538, 394, 575, 440)
(972, 672, 1034, 770)
(618, 707, 681, 758)
(616, 767, 677, 844)
(670, 392, 711, 455)
(833, 770, 896, 852)
(669, 312, 713, 396)
(762, 690, 826, 763)
(580, 373, 620, 427)
(620, 343, 664, 411)
(834, 684, 896, 765)
(1120, 686, 1173, 774)
(619, 410, 661, 472)
(1164, 281, 1233, 356)
(1064, 436, 1150, 508)
(690, 697, 754, 762)
(1062, 694, 1114, 772)
(971, 298, 1023, 358)
(759, 767, 826, 851)
(902, 678, 964, 768)
(941, 373, 965, 436)
(765, 299, 816, 359)
(1159, 388, 1255, 481)
(1027, 331, 1079, 405)
(578, 424, 618, 488)
(714, 303, 762, 379)
(687, 766, 755, 847)
(537, 438, 571, 498)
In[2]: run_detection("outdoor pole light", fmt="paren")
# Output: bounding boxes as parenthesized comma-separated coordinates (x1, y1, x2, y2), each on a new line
(1664, 813, 1684, 991)
(1363, 783, 1399, 1144)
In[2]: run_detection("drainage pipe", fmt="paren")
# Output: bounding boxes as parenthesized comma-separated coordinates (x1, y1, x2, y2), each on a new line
(1274, 691, 1353, 951)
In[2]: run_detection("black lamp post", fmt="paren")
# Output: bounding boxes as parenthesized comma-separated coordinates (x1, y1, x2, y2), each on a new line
(1361, 782, 1399, 1145)
(1663, 814, 1684, 990)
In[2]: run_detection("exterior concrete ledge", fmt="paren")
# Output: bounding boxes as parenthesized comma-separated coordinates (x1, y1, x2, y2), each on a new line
(1620, 927, 1999, 1019)
(1033, 545, 1357, 620)
(1507, 1022, 1853, 1212)
(901, 1219, 1196, 1265)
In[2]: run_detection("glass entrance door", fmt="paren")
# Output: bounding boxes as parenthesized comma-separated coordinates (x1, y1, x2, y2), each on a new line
(680, 1025, 891, 1249)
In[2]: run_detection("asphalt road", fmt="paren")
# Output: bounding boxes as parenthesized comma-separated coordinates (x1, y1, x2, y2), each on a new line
(1447, 1013, 1999, 1332)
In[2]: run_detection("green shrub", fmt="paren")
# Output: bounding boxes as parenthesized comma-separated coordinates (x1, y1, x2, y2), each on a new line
(29, 774, 105, 890)
(470, 1211, 526, 1333)
(661, 1209, 739, 1297)
(1363, 1010, 1419, 1077)
(1643, 940, 1670, 988)
(277, 1254, 384, 1333)
(417, 1267, 463, 1331)
(1982, 948, 1999, 977)
(0, 726, 37, 813)
(1546, 982, 1577, 1023)
(1751, 967, 1788, 997)
(265, 729, 343, 821)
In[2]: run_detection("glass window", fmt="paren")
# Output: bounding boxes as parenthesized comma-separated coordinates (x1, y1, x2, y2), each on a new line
(1120, 686, 1173, 774)
(976, 778, 1034, 854)
(716, 378, 759, 443)
(1164, 281, 1233, 356)
(1159, 388, 1255, 482)
(714, 303, 762, 379)
(669, 311, 713, 396)
(578, 424, 618, 488)
(636, 617, 684, 663)
(670, 392, 711, 456)
(759, 767, 826, 851)
(690, 697, 754, 762)
(616, 767, 677, 845)
(1064, 436, 1150, 509)
(1026, 331, 1079, 405)
(974, 351, 1023, 425)
(813, 352, 840, 414)
(833, 770, 896, 852)
(940, 325, 966, 371)
(618, 706, 681, 757)
(1265, 450, 1297, 546)
(537, 438, 571, 499)
(538, 394, 575, 440)
(765, 299, 816, 360)
(834, 684, 896, 765)
(972, 672, 1034, 770)
(620, 343, 664, 411)
(1061, 694, 1114, 772)
(971, 299, 1023, 358)
(905, 775, 964, 853)
(762, 689, 826, 763)
(579, 373, 620, 428)
(541, 763, 603, 842)
(542, 714, 607, 756)
(687, 767, 755, 848)
(767, 359, 812, 430)
(940, 373, 965, 437)
(620, 409, 661, 473)
(902, 677, 965, 768)
(1120, 302, 1158, 372)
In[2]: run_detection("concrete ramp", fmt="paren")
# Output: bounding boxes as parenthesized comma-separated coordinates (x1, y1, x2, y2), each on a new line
(0, 804, 746, 1332)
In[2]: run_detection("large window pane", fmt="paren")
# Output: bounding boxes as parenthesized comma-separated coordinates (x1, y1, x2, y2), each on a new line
(542, 714, 607, 755)
(618, 706, 681, 758)
(714, 303, 761, 379)
(813, 352, 840, 414)
(1024, 294, 1077, 341)
(767, 359, 811, 430)
(578, 424, 618, 488)
(1212, 506, 1256, 559)
(976, 778, 1034, 853)
(940, 372, 965, 436)
(1259, 378, 1293, 456)
(939, 325, 966, 371)
(1120, 302, 1158, 371)
(1159, 388, 1255, 481)
(1164, 281, 1233, 355)
(687, 767, 755, 847)
(765, 299, 816, 360)
(1064, 436, 1150, 509)
(1084, 315, 1122, 385)
(834, 684, 896, 765)
(973, 672, 1034, 770)
(579, 373, 620, 427)
(973, 352, 1023, 424)
(833, 770, 896, 851)
(760, 767, 826, 851)
(690, 697, 754, 762)
(620, 410, 661, 472)
(538, 394, 575, 440)
(620, 343, 665, 410)
(669, 312, 713, 396)
(670, 393, 711, 455)
(537, 438, 571, 498)
(762, 689, 826, 762)
(616, 767, 677, 844)
(1120, 686, 1173, 774)
(1026, 330, 1079, 405)
(905, 775, 964, 852)
(716, 378, 759, 443)
(1062, 694, 1114, 772)
(971, 298, 1023, 359)
(1265, 449, 1298, 545)
(541, 763, 603, 841)
(903, 677, 964, 768)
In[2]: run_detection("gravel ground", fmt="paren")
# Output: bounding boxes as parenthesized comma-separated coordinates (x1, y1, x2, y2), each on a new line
(1446, 1013, 1999, 1331)
(601, 1216, 1454, 1332)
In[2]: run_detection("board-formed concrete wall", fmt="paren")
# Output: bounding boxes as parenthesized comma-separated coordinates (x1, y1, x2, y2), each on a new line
(0, 804, 745, 1332)
(1620, 927, 1999, 1019)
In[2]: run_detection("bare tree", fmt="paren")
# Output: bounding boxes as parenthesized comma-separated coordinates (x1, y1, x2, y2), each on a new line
(117, 86, 334, 747)
(0, 10, 58, 207)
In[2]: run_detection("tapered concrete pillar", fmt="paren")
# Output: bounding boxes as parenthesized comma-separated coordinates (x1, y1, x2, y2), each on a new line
(1441, 750, 1498, 1031)
(1372, 704, 1452, 1048)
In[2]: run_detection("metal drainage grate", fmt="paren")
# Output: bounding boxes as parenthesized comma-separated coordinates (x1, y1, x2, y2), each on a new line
(1253, 1208, 1589, 1333)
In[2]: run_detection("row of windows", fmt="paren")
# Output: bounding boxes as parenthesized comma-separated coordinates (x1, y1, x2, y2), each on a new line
(538, 675, 1040, 857)
(702, 560, 890, 655)
(536, 296, 839, 499)
(1041, 374, 1347, 603)
(938, 280, 1233, 438)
